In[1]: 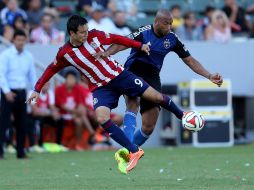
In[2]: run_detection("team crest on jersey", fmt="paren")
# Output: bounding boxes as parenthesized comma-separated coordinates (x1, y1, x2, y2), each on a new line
(164, 39, 170, 49)
(93, 98, 98, 105)
(90, 42, 98, 49)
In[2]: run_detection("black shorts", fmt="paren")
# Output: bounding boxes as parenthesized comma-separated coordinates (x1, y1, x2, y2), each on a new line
(127, 60, 161, 114)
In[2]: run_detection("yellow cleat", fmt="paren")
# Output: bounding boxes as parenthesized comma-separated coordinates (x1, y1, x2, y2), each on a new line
(114, 148, 129, 174)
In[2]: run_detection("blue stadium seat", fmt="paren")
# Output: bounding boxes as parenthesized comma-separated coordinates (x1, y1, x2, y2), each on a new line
(187, 0, 214, 13)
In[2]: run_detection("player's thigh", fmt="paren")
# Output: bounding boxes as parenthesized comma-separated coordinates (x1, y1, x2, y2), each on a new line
(114, 71, 149, 98)
(142, 107, 160, 133)
(124, 95, 140, 112)
(142, 86, 163, 104)
(92, 86, 120, 111)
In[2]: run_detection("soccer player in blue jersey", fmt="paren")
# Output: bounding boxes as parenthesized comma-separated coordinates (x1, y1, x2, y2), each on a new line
(96, 9, 223, 166)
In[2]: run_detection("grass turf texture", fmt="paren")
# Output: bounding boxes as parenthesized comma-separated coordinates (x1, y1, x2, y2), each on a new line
(0, 145, 253, 190)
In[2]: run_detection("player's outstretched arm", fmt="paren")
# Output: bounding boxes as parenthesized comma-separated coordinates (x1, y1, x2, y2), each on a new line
(182, 56, 223, 87)
(93, 43, 150, 59)
(26, 61, 68, 104)
(93, 44, 127, 60)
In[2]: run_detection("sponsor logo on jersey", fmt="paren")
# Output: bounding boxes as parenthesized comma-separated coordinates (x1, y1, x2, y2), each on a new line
(90, 41, 98, 49)
(164, 39, 170, 49)
(93, 98, 98, 105)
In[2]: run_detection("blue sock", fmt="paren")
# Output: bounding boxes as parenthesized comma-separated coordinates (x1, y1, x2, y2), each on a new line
(123, 110, 137, 142)
(133, 128, 150, 146)
(101, 120, 138, 153)
(161, 94, 184, 120)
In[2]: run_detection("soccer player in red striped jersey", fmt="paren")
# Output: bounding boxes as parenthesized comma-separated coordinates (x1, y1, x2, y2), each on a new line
(26, 15, 222, 173)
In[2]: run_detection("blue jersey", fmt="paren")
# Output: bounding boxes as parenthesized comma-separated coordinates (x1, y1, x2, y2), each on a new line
(125, 25, 190, 72)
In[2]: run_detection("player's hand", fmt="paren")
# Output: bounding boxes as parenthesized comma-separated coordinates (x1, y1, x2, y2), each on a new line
(141, 43, 150, 55)
(26, 91, 39, 104)
(209, 73, 223, 87)
(5, 92, 16, 102)
(92, 51, 108, 60)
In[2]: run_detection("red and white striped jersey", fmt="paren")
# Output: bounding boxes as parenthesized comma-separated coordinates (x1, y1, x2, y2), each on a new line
(35, 29, 142, 92)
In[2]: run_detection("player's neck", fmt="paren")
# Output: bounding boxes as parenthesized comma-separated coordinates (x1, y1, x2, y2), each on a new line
(69, 38, 82, 47)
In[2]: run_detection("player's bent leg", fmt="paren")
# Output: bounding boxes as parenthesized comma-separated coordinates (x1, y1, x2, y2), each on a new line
(95, 106, 138, 153)
(123, 96, 140, 142)
(142, 87, 184, 119)
(133, 108, 159, 146)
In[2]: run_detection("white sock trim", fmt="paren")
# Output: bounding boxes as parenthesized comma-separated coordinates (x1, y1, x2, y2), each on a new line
(125, 111, 137, 117)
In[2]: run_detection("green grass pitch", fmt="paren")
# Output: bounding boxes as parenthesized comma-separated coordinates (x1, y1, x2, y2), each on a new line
(0, 145, 253, 190)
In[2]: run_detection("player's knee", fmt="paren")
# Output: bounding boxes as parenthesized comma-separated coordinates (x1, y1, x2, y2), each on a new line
(154, 93, 163, 104)
(142, 124, 155, 135)
(96, 116, 110, 125)
(126, 97, 139, 112)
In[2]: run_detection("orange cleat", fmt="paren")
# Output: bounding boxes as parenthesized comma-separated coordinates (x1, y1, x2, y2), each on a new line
(126, 148, 144, 173)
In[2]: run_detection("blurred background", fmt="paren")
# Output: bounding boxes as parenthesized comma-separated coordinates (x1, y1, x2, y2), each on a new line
(0, 0, 254, 154)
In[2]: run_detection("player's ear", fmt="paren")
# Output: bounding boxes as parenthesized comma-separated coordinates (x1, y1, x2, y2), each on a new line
(69, 30, 75, 36)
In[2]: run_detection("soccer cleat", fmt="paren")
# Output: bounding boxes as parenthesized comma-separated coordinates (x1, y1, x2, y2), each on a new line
(116, 148, 130, 162)
(126, 148, 144, 173)
(114, 148, 129, 174)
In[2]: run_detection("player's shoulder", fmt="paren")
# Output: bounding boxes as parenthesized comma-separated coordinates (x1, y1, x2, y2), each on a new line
(88, 29, 110, 41)
(137, 24, 152, 31)
(129, 24, 151, 39)
(57, 42, 71, 57)
(168, 31, 179, 39)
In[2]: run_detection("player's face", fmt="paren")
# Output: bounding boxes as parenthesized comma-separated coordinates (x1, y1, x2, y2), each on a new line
(155, 17, 173, 36)
(72, 24, 89, 43)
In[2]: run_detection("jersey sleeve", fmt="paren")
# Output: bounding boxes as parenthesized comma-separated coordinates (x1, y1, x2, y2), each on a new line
(34, 48, 69, 93)
(92, 29, 142, 49)
(172, 36, 191, 58)
(127, 29, 143, 42)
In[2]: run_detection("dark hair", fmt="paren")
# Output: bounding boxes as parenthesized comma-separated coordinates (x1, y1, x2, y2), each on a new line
(171, 4, 181, 11)
(184, 12, 194, 19)
(13, 29, 26, 39)
(205, 6, 215, 13)
(67, 15, 88, 35)
(65, 70, 78, 79)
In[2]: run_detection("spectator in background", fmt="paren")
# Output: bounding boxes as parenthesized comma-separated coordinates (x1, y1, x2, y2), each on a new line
(0, 0, 27, 26)
(175, 11, 203, 41)
(2, 24, 14, 42)
(204, 10, 232, 43)
(112, 11, 131, 35)
(87, 4, 115, 33)
(201, 6, 215, 31)
(77, 0, 110, 16)
(0, 0, 8, 11)
(28, 82, 65, 152)
(222, 0, 252, 34)
(55, 71, 96, 151)
(26, 0, 44, 30)
(170, 4, 183, 31)
(3, 15, 29, 42)
(30, 13, 65, 44)
(0, 30, 36, 159)
(108, 0, 137, 19)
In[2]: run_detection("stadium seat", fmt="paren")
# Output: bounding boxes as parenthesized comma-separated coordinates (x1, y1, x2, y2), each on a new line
(137, 0, 162, 14)
(127, 16, 154, 30)
(187, 0, 214, 13)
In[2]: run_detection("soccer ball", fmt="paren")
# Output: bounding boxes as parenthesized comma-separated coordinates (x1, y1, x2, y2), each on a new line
(182, 111, 205, 132)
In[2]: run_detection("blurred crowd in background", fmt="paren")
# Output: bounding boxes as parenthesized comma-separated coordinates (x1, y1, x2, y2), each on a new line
(0, 0, 254, 44)
(1, 0, 254, 156)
